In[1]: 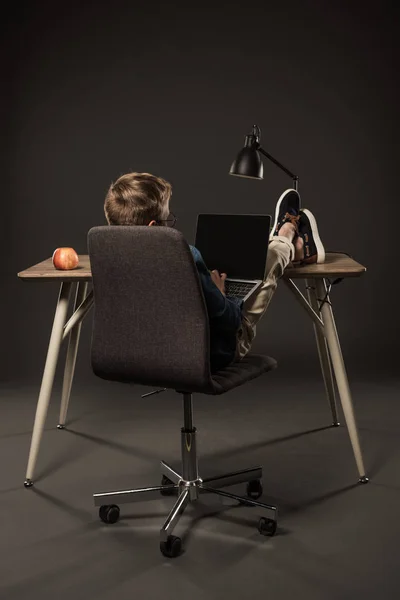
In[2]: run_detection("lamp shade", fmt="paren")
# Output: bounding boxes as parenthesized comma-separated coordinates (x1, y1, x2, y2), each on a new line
(229, 134, 263, 179)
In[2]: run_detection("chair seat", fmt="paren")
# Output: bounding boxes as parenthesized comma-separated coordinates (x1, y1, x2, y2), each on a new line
(208, 354, 277, 395)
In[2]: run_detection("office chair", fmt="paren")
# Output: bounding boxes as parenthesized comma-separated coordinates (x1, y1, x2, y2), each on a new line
(88, 226, 278, 557)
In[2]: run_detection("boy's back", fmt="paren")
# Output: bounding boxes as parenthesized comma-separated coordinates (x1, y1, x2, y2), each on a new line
(190, 245, 243, 372)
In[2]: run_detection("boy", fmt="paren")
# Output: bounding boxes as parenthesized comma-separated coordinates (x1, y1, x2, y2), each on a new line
(104, 172, 325, 372)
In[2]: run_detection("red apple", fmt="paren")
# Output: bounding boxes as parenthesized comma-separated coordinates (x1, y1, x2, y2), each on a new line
(52, 247, 79, 270)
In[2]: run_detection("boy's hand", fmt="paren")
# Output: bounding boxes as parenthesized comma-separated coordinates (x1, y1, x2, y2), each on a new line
(210, 270, 227, 296)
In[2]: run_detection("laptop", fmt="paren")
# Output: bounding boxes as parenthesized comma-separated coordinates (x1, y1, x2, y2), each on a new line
(195, 214, 272, 304)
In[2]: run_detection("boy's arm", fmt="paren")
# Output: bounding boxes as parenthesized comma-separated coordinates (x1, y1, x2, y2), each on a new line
(190, 246, 243, 331)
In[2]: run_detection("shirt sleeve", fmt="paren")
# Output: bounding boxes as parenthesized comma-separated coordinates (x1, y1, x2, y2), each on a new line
(190, 245, 243, 331)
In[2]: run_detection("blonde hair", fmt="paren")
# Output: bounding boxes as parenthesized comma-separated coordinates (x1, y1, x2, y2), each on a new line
(104, 172, 172, 226)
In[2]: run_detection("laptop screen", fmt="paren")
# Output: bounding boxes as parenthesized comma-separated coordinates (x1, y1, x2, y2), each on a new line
(194, 214, 271, 280)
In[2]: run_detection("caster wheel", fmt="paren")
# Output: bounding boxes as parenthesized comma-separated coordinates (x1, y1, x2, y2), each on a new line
(99, 504, 120, 524)
(246, 479, 263, 500)
(258, 517, 277, 537)
(160, 535, 182, 558)
(160, 475, 176, 496)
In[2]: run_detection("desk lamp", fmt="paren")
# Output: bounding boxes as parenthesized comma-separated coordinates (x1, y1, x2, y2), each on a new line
(229, 125, 299, 191)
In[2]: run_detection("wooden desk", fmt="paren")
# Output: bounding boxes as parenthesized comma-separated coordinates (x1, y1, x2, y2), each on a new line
(18, 255, 92, 282)
(283, 252, 366, 279)
(17, 252, 366, 282)
(18, 252, 368, 486)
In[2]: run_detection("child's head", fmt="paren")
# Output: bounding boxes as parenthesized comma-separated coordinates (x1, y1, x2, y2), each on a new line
(104, 172, 172, 226)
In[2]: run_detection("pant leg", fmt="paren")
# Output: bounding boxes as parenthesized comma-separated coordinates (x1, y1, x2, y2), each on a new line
(236, 236, 294, 360)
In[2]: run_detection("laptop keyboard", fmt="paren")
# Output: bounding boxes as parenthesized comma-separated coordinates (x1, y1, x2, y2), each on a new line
(225, 281, 256, 299)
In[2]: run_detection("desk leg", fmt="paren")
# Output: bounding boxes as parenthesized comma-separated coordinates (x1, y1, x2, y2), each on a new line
(24, 282, 73, 487)
(315, 279, 368, 482)
(58, 282, 88, 429)
(306, 279, 340, 426)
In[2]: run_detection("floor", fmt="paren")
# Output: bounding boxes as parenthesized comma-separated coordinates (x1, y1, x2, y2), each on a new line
(1, 370, 399, 600)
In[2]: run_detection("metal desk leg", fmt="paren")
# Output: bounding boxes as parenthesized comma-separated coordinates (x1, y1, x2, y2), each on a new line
(24, 282, 73, 487)
(58, 282, 88, 429)
(306, 279, 340, 426)
(315, 279, 368, 483)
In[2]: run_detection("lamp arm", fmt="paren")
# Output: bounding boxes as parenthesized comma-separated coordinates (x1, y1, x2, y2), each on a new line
(258, 146, 299, 189)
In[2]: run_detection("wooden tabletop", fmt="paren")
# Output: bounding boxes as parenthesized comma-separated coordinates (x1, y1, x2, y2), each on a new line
(283, 252, 366, 279)
(18, 255, 92, 282)
(18, 252, 366, 282)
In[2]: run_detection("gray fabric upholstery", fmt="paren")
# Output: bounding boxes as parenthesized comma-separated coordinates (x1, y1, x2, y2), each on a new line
(88, 226, 276, 395)
(210, 354, 277, 395)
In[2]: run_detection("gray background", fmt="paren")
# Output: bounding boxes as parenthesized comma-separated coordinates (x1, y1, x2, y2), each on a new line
(2, 3, 400, 599)
(3, 0, 398, 383)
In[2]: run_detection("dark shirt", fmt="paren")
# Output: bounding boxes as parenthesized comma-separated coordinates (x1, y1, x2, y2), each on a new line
(190, 245, 243, 372)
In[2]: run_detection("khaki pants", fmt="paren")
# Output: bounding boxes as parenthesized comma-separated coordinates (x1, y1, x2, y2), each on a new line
(236, 236, 295, 359)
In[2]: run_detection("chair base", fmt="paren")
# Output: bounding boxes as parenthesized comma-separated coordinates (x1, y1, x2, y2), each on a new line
(93, 392, 278, 556)
(94, 461, 277, 555)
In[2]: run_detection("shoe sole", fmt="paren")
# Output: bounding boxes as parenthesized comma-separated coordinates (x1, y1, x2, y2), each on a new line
(271, 188, 300, 235)
(301, 208, 325, 263)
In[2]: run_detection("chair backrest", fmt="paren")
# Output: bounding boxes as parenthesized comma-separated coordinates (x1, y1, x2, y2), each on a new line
(88, 226, 215, 393)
